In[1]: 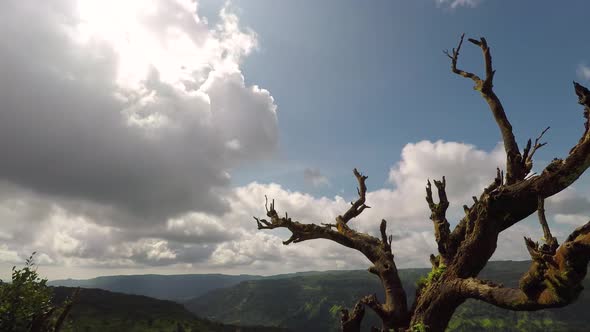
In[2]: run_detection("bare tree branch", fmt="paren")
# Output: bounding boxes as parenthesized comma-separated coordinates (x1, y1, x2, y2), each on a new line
(457, 218, 590, 310)
(254, 199, 363, 249)
(443, 33, 480, 82)
(496, 81, 590, 231)
(254, 169, 409, 331)
(574, 82, 590, 136)
(445, 34, 522, 184)
(341, 301, 364, 332)
(536, 197, 558, 253)
(379, 219, 393, 251)
(360, 294, 388, 321)
(339, 168, 370, 225)
(425, 177, 452, 260)
(522, 127, 550, 176)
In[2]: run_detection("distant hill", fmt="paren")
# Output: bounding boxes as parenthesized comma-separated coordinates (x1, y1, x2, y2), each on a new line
(51, 286, 289, 332)
(49, 261, 590, 331)
(184, 269, 422, 331)
(48, 270, 341, 301)
(50, 274, 263, 301)
(185, 261, 590, 332)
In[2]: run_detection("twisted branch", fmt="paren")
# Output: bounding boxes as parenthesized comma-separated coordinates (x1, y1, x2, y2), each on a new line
(496, 81, 590, 231)
(254, 197, 358, 247)
(445, 34, 522, 184)
(457, 218, 590, 310)
(254, 169, 410, 331)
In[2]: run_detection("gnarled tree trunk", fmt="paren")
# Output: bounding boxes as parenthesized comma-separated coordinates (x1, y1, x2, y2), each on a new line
(253, 34, 590, 331)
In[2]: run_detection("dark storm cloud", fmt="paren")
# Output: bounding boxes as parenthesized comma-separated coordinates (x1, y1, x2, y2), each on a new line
(0, 0, 278, 226)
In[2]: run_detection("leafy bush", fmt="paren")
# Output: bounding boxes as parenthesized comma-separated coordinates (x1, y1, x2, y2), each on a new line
(0, 253, 75, 332)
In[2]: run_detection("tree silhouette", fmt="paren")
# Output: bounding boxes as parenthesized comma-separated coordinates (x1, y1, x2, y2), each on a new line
(253, 34, 590, 331)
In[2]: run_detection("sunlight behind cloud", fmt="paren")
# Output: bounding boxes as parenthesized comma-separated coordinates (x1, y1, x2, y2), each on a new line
(76, 0, 162, 88)
(0, 0, 278, 272)
(74, 0, 256, 92)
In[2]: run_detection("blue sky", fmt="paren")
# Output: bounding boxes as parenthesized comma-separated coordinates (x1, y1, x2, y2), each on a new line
(1, 0, 590, 279)
(219, 0, 590, 197)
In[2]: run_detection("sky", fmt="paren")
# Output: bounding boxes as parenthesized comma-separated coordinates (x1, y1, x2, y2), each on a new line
(1, 0, 590, 280)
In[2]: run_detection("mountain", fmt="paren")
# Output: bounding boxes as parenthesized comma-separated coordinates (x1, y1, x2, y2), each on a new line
(185, 261, 590, 332)
(48, 270, 342, 301)
(51, 286, 289, 332)
(184, 269, 425, 331)
(50, 274, 262, 301)
(48, 261, 590, 331)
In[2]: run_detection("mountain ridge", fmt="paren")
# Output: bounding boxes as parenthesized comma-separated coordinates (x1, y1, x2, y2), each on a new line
(49, 260, 531, 302)
(50, 286, 289, 332)
(184, 260, 589, 332)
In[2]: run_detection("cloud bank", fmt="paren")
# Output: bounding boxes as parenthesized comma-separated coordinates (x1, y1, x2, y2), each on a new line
(0, 0, 277, 223)
(0, 0, 587, 279)
(0, 0, 279, 276)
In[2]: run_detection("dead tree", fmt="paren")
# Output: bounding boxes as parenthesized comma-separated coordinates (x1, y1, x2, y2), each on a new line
(253, 34, 590, 331)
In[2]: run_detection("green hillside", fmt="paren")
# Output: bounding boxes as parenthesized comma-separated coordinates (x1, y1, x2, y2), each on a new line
(49, 274, 262, 301)
(48, 270, 350, 302)
(185, 269, 424, 331)
(185, 261, 590, 332)
(46, 261, 590, 331)
(51, 286, 288, 332)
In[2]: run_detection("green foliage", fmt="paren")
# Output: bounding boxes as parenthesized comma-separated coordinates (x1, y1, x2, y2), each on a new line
(411, 322, 428, 332)
(415, 276, 428, 289)
(0, 252, 58, 332)
(328, 305, 343, 318)
(416, 263, 446, 289)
